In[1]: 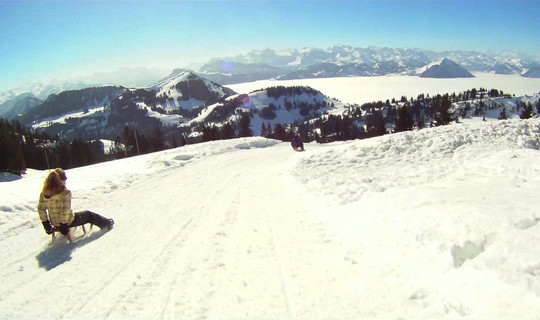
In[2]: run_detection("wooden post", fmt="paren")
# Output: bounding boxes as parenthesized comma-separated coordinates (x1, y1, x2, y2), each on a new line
(134, 130, 140, 155)
(44, 149, 50, 171)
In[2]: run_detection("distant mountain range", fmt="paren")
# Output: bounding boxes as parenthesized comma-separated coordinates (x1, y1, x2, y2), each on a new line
(195, 46, 540, 84)
(3, 45, 540, 107)
(1, 45, 539, 147)
(1, 67, 538, 160)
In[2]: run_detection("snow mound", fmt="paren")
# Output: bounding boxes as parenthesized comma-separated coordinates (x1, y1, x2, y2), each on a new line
(294, 118, 540, 204)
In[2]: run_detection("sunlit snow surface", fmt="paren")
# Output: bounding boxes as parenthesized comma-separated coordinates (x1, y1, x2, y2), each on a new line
(1, 115, 539, 318)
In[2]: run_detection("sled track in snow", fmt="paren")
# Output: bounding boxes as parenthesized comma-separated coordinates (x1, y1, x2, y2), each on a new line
(102, 216, 196, 318)
(269, 219, 297, 318)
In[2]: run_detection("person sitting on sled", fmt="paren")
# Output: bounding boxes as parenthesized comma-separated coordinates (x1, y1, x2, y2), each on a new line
(291, 134, 304, 151)
(38, 168, 114, 237)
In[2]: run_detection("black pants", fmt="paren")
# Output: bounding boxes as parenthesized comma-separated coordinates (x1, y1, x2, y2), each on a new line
(69, 210, 109, 229)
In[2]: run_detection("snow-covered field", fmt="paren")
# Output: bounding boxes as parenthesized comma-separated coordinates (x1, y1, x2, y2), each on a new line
(1, 116, 539, 318)
(227, 73, 540, 105)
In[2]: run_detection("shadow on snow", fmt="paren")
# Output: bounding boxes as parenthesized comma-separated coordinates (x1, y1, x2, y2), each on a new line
(36, 231, 107, 271)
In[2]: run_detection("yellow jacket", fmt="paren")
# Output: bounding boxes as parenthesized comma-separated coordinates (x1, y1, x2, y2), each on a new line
(37, 189, 75, 227)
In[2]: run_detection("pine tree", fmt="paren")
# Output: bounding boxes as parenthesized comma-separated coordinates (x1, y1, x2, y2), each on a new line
(271, 124, 287, 141)
(394, 106, 414, 133)
(417, 114, 425, 129)
(433, 94, 455, 126)
(0, 119, 26, 175)
(220, 123, 235, 140)
(122, 126, 136, 155)
(261, 122, 267, 137)
(520, 102, 533, 119)
(238, 112, 253, 137)
(151, 126, 165, 152)
(499, 107, 508, 120)
(202, 125, 219, 142)
(366, 110, 387, 137)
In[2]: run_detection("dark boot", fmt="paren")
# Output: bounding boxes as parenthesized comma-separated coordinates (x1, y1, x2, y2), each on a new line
(71, 211, 113, 230)
(105, 218, 114, 231)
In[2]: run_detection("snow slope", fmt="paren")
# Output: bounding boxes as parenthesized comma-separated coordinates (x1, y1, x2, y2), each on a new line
(1, 118, 540, 319)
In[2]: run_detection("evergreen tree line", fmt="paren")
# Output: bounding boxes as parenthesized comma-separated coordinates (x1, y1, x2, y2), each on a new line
(264, 86, 322, 99)
(231, 88, 538, 145)
(200, 112, 253, 142)
(0, 118, 109, 175)
(252, 92, 458, 144)
(106, 125, 167, 158)
(0, 118, 170, 175)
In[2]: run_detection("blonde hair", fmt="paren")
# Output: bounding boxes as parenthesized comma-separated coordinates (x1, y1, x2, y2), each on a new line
(54, 168, 67, 181)
(42, 169, 66, 195)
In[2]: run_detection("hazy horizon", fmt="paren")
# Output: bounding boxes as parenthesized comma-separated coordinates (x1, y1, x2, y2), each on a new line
(1, 1, 539, 90)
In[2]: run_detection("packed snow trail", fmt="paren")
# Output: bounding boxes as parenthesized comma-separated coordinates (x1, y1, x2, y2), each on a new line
(0, 141, 359, 319)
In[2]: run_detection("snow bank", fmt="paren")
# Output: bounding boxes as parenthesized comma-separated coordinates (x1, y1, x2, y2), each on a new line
(292, 118, 540, 318)
(294, 118, 540, 204)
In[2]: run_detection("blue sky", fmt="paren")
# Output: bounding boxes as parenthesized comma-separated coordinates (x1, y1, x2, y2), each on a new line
(1, 0, 539, 89)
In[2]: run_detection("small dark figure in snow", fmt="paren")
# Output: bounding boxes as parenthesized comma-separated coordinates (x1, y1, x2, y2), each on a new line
(291, 135, 304, 151)
(38, 168, 114, 240)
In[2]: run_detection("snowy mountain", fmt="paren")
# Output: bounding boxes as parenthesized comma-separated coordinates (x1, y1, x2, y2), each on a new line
(0, 81, 92, 104)
(523, 67, 540, 78)
(198, 61, 287, 84)
(2, 46, 538, 109)
(182, 86, 341, 138)
(418, 58, 475, 78)
(19, 86, 126, 124)
(197, 46, 540, 83)
(485, 62, 518, 75)
(0, 68, 168, 105)
(14, 70, 346, 143)
(1, 117, 539, 318)
(0, 93, 42, 119)
(149, 71, 236, 111)
(10, 72, 236, 141)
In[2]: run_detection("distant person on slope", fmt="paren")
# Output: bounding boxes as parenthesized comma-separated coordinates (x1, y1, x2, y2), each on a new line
(38, 168, 114, 238)
(291, 134, 304, 151)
